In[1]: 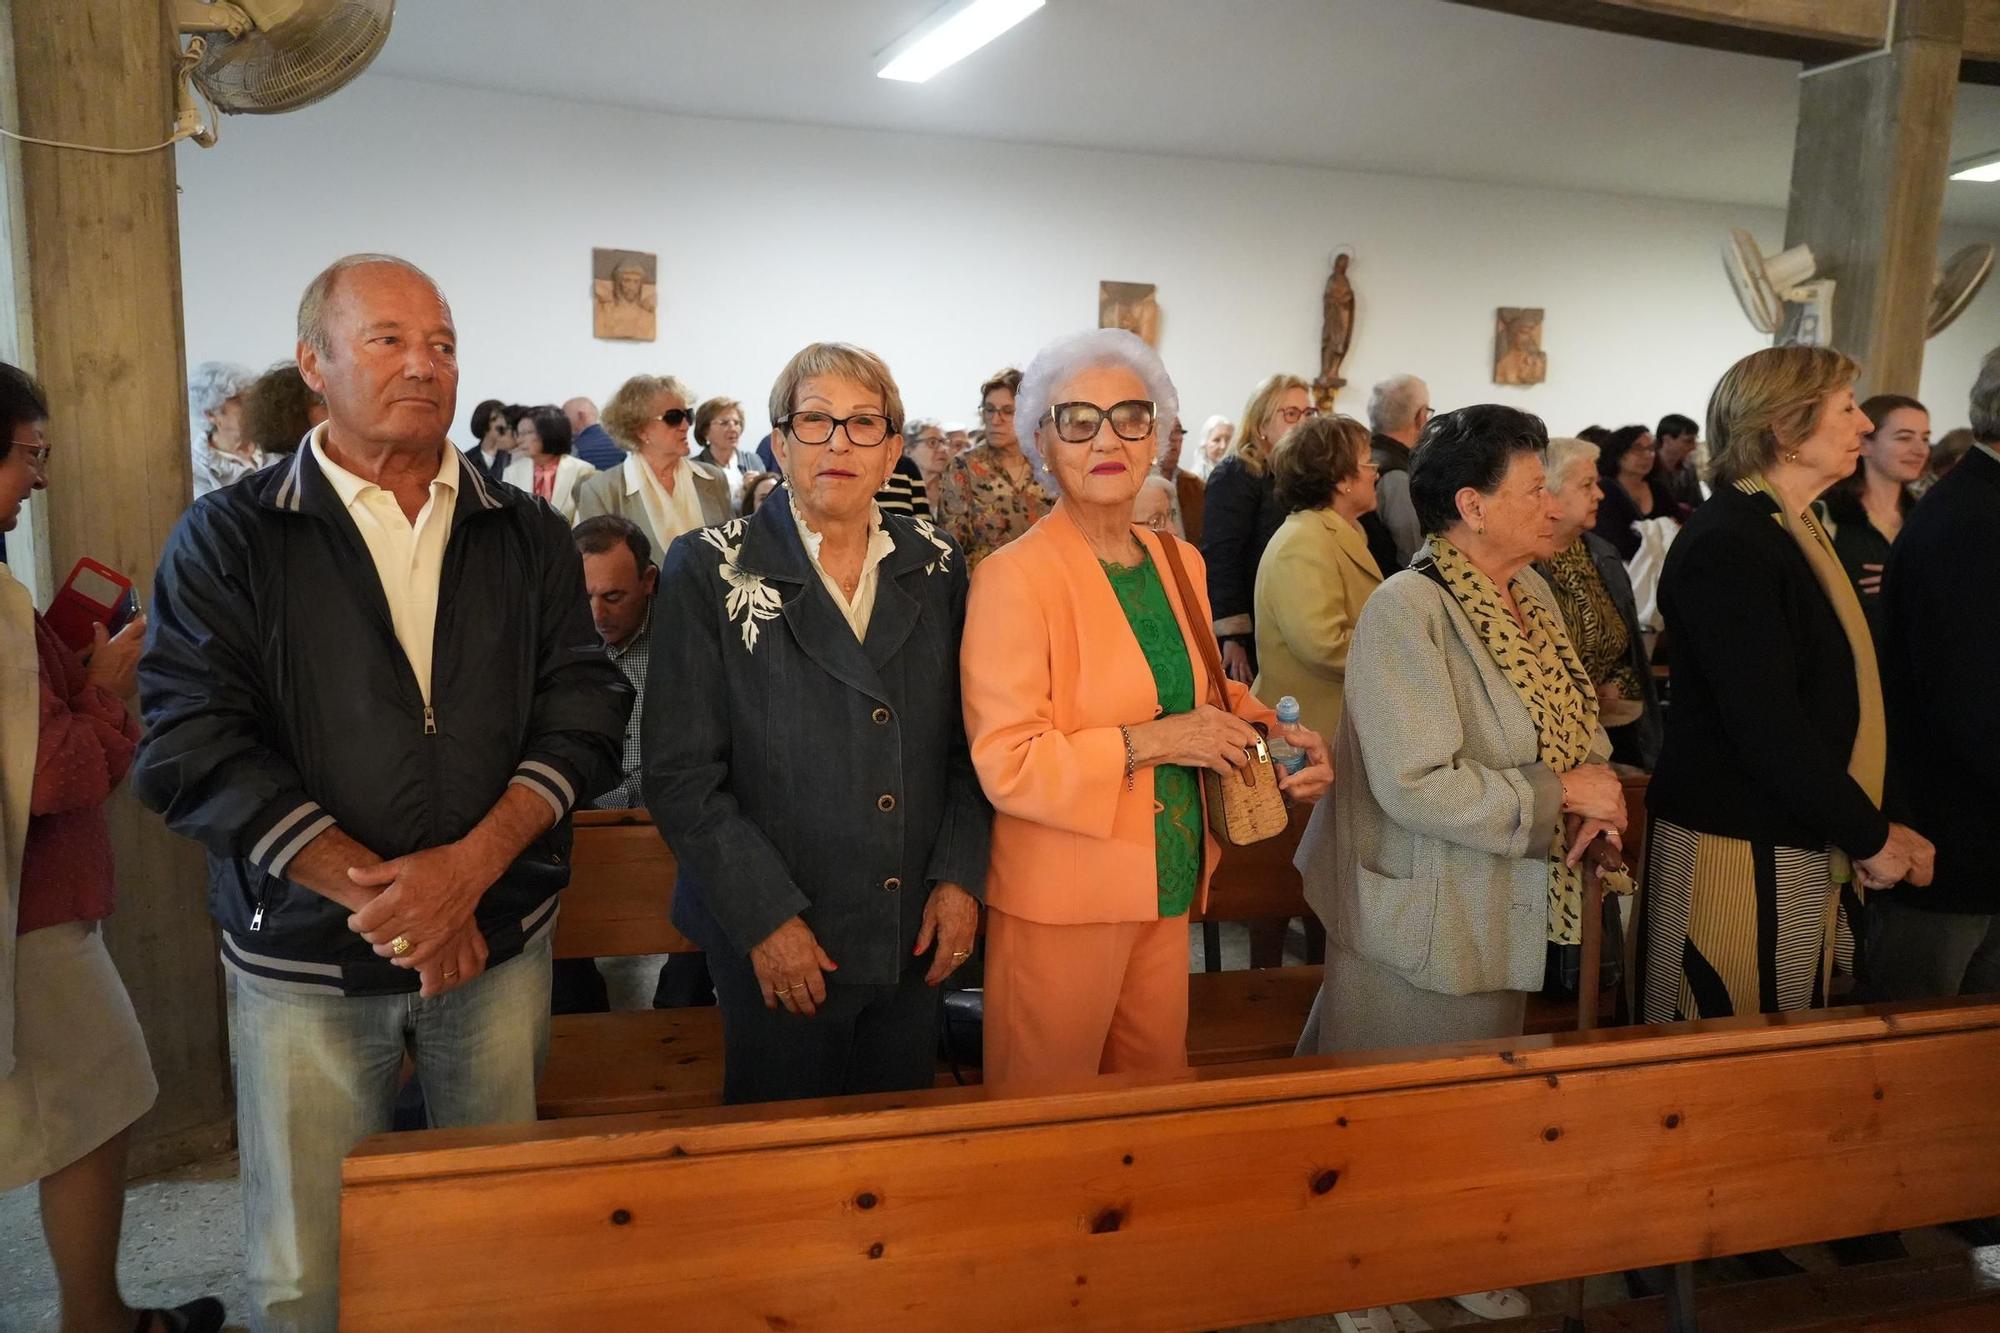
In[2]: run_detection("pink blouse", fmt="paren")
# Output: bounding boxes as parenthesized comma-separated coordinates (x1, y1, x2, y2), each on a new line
(17, 613, 139, 936)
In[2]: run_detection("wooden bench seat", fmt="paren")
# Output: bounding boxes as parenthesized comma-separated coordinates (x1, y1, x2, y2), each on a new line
(537, 962, 1612, 1118)
(346, 999, 2000, 1331)
(543, 792, 1646, 1119)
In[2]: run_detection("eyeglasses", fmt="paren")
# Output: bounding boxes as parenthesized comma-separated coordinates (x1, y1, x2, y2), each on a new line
(778, 411, 894, 448)
(979, 403, 1015, 421)
(1275, 405, 1319, 427)
(657, 408, 695, 429)
(1044, 399, 1157, 445)
(8, 438, 49, 472)
(1139, 511, 1174, 532)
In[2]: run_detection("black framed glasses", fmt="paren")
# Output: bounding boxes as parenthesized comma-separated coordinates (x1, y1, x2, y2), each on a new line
(778, 411, 894, 448)
(657, 408, 695, 429)
(979, 402, 1016, 421)
(1044, 399, 1157, 445)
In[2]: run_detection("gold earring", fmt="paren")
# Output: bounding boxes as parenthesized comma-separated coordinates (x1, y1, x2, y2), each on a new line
(1784, 450, 1799, 463)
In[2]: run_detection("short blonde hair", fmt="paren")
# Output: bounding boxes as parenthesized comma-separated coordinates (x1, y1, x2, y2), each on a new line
(694, 396, 742, 448)
(1229, 373, 1311, 478)
(1270, 414, 1369, 513)
(1705, 346, 1859, 487)
(767, 343, 904, 434)
(603, 374, 696, 452)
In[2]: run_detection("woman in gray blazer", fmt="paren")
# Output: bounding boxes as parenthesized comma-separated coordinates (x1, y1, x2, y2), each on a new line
(1297, 406, 1628, 1330)
(573, 373, 732, 555)
(1300, 405, 1627, 1051)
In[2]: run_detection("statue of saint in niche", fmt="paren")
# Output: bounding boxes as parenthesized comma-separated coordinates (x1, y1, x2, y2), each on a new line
(1316, 251, 1355, 412)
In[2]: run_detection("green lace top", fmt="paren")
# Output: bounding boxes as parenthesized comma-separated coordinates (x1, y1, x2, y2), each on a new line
(1101, 553, 1204, 918)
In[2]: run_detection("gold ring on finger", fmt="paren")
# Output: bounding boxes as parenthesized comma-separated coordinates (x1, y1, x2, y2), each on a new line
(389, 935, 413, 957)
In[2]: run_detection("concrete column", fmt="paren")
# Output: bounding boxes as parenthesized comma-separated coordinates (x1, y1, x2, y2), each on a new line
(1783, 0, 1965, 396)
(5, 0, 234, 1172)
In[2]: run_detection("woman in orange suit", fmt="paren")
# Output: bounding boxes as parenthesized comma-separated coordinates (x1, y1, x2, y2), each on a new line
(961, 330, 1333, 1086)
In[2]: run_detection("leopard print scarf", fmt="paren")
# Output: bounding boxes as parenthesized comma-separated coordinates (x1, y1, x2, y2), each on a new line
(1426, 535, 1600, 945)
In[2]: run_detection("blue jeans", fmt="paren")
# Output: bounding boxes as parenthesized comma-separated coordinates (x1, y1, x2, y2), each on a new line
(226, 929, 551, 1333)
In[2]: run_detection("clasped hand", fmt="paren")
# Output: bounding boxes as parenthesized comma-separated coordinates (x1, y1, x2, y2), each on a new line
(1854, 822, 1935, 891)
(346, 842, 500, 995)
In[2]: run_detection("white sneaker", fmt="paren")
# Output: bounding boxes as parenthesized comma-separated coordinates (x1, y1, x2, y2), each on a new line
(1450, 1288, 1530, 1320)
(1335, 1309, 1398, 1333)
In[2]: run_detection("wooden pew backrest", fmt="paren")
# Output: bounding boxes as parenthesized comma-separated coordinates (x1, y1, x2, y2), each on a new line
(344, 998, 2000, 1332)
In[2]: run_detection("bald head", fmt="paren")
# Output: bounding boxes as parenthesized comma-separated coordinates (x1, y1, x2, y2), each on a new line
(564, 397, 599, 432)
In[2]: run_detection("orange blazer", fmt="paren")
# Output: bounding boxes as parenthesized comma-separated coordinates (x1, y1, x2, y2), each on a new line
(961, 504, 1278, 925)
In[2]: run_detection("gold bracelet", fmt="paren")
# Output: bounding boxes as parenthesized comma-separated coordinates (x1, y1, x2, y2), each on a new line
(1120, 724, 1136, 792)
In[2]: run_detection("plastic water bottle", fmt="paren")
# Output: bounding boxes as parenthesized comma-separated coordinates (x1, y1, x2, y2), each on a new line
(1266, 696, 1308, 775)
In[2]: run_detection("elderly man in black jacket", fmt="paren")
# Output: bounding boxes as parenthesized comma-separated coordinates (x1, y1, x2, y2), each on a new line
(135, 254, 629, 1333)
(1873, 350, 2000, 1003)
(644, 341, 990, 1106)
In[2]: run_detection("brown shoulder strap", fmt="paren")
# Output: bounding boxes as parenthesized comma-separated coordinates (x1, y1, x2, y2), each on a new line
(1153, 532, 1228, 711)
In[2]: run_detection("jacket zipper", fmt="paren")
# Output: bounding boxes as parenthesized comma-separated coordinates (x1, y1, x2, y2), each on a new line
(424, 705, 438, 736)
(250, 890, 267, 931)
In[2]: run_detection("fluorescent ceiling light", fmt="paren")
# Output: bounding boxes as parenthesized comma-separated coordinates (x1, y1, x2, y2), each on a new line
(1950, 152, 2000, 183)
(876, 0, 1045, 84)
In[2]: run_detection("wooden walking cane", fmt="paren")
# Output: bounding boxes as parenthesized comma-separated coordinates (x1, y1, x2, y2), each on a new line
(1562, 833, 1639, 1333)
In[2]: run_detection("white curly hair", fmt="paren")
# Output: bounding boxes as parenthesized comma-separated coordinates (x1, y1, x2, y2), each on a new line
(1015, 329, 1179, 493)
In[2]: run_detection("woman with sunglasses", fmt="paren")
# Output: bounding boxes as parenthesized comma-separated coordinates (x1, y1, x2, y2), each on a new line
(574, 374, 732, 554)
(961, 330, 1331, 1087)
(642, 343, 991, 1104)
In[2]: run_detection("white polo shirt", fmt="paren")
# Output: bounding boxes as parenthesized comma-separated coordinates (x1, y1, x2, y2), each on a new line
(311, 427, 460, 706)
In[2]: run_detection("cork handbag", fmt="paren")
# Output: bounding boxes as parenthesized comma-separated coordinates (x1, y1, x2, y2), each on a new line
(1153, 535, 1290, 846)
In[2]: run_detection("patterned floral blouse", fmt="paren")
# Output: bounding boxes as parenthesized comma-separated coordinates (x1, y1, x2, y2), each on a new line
(934, 444, 1054, 570)
(1100, 553, 1203, 917)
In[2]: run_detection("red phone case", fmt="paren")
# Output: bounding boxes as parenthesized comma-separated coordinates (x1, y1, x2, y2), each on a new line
(45, 557, 135, 653)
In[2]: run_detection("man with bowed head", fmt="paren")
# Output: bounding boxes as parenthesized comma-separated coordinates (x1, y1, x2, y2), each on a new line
(135, 253, 630, 1331)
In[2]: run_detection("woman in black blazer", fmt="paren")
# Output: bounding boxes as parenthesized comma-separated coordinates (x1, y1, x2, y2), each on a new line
(1638, 347, 1933, 1027)
(642, 342, 991, 1105)
(1201, 372, 1312, 682)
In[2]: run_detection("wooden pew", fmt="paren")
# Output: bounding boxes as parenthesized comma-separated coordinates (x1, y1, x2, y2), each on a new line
(542, 776, 1651, 1118)
(343, 998, 2000, 1332)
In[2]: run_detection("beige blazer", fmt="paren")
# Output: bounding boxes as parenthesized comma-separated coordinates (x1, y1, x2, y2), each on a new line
(1, 566, 39, 1078)
(572, 454, 732, 561)
(500, 452, 598, 522)
(1300, 567, 1609, 997)
(1252, 507, 1382, 738)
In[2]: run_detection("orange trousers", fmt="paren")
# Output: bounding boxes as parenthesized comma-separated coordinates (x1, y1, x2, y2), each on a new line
(983, 907, 1191, 1088)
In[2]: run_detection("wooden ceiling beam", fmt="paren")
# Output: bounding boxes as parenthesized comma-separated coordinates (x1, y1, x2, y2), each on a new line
(1447, 0, 2000, 81)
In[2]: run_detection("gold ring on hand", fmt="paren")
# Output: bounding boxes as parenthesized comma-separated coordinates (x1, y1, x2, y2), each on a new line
(389, 935, 413, 957)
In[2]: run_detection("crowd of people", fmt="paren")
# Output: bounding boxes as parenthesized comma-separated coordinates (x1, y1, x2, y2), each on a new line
(2, 249, 1994, 1333)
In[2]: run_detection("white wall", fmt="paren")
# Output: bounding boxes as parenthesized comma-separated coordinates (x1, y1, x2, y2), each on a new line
(175, 75, 2000, 456)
